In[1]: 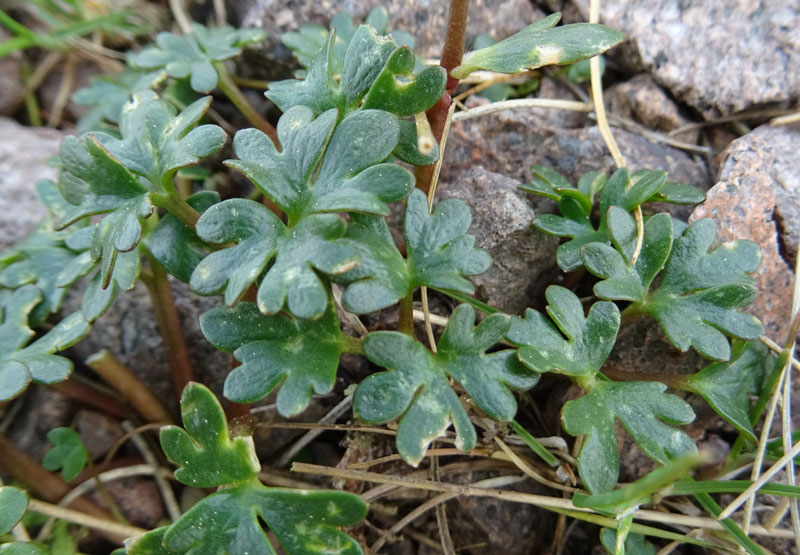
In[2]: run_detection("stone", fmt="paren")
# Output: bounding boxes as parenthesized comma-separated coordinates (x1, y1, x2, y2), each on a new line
(745, 124, 800, 268)
(231, 0, 541, 78)
(606, 73, 696, 142)
(438, 166, 559, 315)
(442, 96, 711, 216)
(571, 0, 800, 119)
(7, 386, 73, 461)
(691, 131, 794, 342)
(93, 477, 165, 529)
(74, 409, 125, 461)
(0, 118, 67, 250)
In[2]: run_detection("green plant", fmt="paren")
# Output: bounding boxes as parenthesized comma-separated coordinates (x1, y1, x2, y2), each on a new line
(0, 4, 786, 555)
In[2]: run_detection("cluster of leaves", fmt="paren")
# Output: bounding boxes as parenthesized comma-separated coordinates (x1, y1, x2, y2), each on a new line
(123, 383, 367, 554)
(0, 6, 777, 555)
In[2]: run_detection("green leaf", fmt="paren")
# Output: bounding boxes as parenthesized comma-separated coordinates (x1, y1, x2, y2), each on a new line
(562, 381, 696, 493)
(128, 485, 367, 555)
(227, 106, 411, 223)
(0, 486, 28, 536)
(191, 199, 358, 320)
(56, 134, 153, 288)
(508, 285, 619, 378)
(583, 217, 764, 360)
(355, 305, 538, 466)
(451, 13, 624, 78)
(0, 286, 90, 401)
(42, 427, 88, 481)
(127, 382, 367, 555)
(93, 91, 227, 188)
(393, 118, 440, 166)
(683, 341, 770, 441)
(200, 302, 345, 416)
(144, 191, 220, 283)
(72, 68, 165, 132)
(361, 47, 446, 117)
(0, 543, 49, 555)
(600, 530, 655, 555)
(130, 23, 266, 93)
(405, 189, 491, 294)
(334, 214, 409, 314)
(159, 382, 260, 488)
(268, 24, 440, 119)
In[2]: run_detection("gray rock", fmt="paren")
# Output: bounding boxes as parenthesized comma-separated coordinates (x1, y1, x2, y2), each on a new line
(74, 409, 125, 461)
(438, 166, 559, 315)
(0, 118, 67, 250)
(231, 0, 541, 78)
(572, 0, 800, 118)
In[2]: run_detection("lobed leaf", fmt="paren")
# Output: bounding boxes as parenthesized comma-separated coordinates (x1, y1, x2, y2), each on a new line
(227, 106, 412, 222)
(92, 91, 226, 188)
(130, 23, 266, 92)
(268, 25, 442, 119)
(159, 382, 260, 488)
(42, 427, 88, 482)
(0, 286, 90, 401)
(127, 383, 367, 555)
(355, 304, 537, 466)
(451, 13, 624, 78)
(200, 302, 345, 416)
(404, 189, 491, 294)
(683, 341, 770, 441)
(562, 381, 696, 493)
(583, 216, 764, 360)
(508, 285, 620, 378)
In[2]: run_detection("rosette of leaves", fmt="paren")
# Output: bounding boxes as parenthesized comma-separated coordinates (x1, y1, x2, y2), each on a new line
(54, 91, 226, 289)
(507, 285, 695, 493)
(200, 301, 347, 415)
(125, 382, 367, 554)
(523, 166, 705, 271)
(333, 190, 491, 313)
(267, 24, 445, 120)
(354, 304, 538, 466)
(283, 6, 416, 77)
(0, 285, 89, 401)
(72, 67, 166, 132)
(580, 210, 763, 361)
(129, 23, 266, 93)
(192, 106, 417, 319)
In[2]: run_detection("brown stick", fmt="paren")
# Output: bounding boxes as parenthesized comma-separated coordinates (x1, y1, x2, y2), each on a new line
(86, 350, 174, 425)
(0, 434, 125, 541)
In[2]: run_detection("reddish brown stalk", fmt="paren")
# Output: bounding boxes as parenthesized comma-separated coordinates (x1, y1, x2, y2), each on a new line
(141, 253, 195, 399)
(51, 378, 129, 420)
(416, 0, 470, 194)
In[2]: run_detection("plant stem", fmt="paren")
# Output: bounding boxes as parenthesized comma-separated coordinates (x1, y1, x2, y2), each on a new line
(141, 251, 195, 398)
(86, 349, 175, 425)
(398, 291, 414, 336)
(51, 378, 128, 419)
(416, 0, 470, 193)
(341, 335, 364, 355)
(151, 191, 200, 229)
(27, 499, 144, 542)
(20, 60, 42, 127)
(214, 61, 279, 147)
